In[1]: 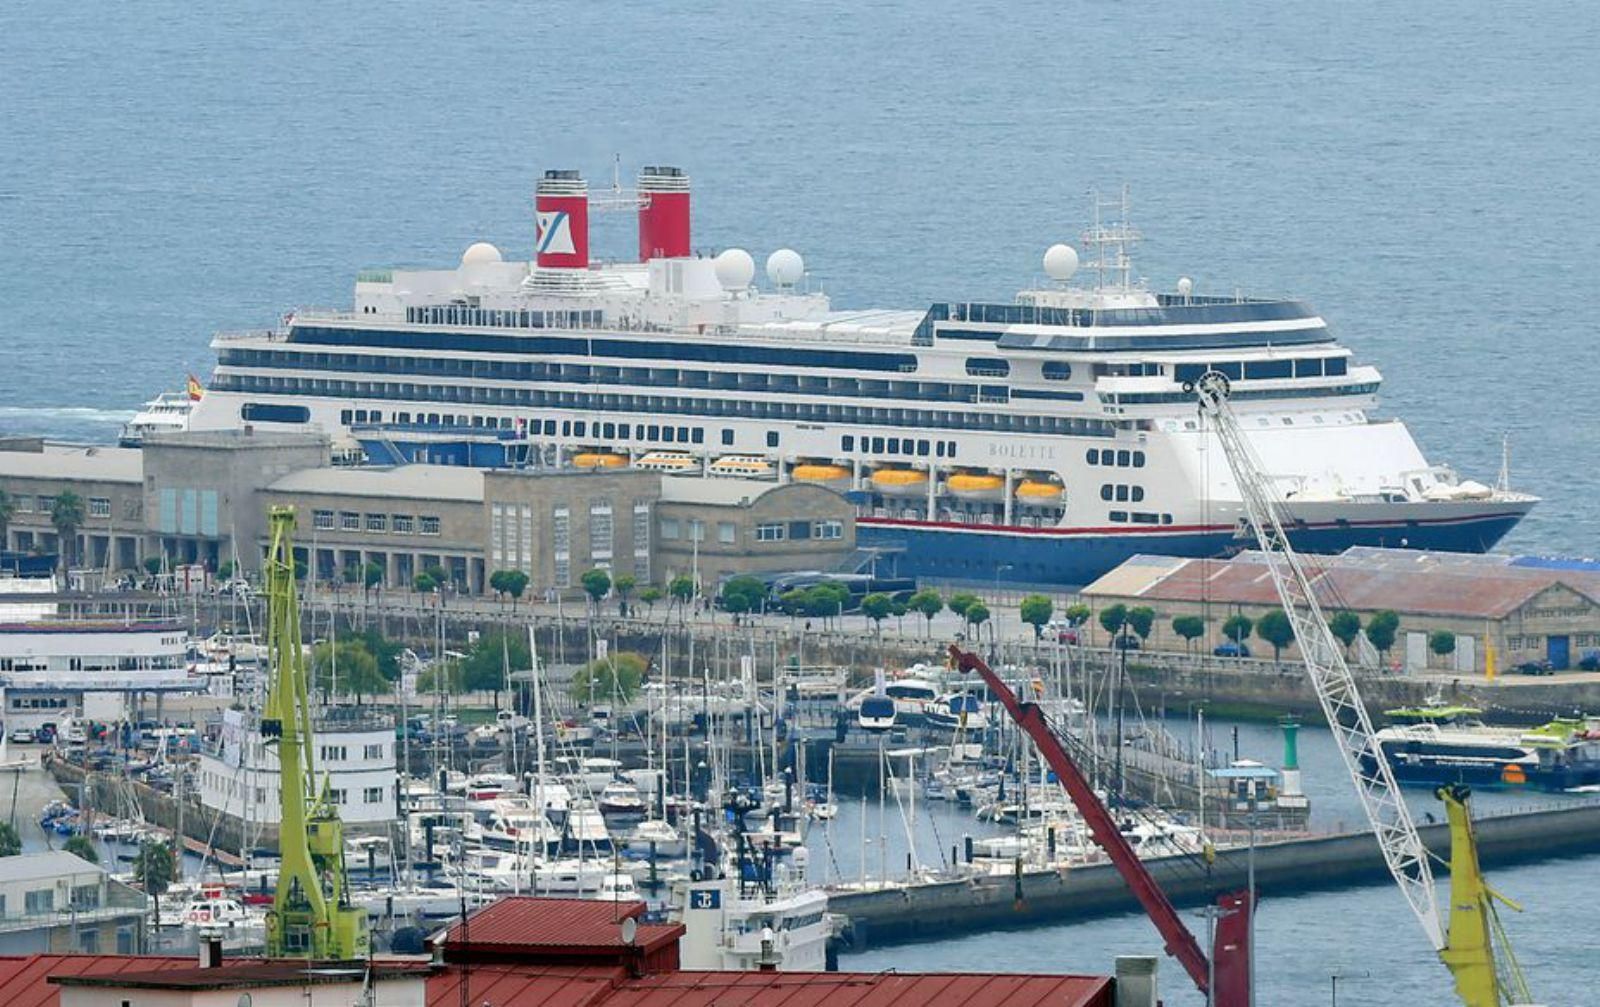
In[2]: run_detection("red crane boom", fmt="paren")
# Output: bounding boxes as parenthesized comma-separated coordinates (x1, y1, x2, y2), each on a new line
(948, 645, 1250, 1005)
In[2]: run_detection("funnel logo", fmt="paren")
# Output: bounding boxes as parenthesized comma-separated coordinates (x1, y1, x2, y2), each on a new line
(536, 210, 575, 255)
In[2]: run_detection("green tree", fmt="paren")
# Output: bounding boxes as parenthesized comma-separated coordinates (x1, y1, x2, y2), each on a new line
(461, 631, 530, 708)
(861, 592, 893, 641)
(720, 575, 769, 617)
(357, 628, 404, 685)
(133, 839, 175, 920)
(312, 639, 388, 703)
(489, 569, 509, 601)
(581, 568, 612, 609)
(668, 574, 695, 624)
(803, 583, 849, 628)
(418, 655, 464, 694)
(947, 592, 981, 620)
(965, 600, 991, 641)
(64, 835, 99, 864)
(217, 559, 236, 582)
(909, 588, 943, 636)
(143, 555, 164, 577)
(0, 489, 14, 548)
(570, 651, 648, 705)
(1329, 611, 1362, 655)
(1019, 594, 1054, 639)
(1256, 609, 1295, 663)
(639, 586, 664, 613)
(50, 490, 86, 571)
(1429, 630, 1457, 663)
(1222, 613, 1254, 645)
(490, 569, 530, 610)
(613, 574, 636, 613)
(413, 571, 438, 593)
(889, 597, 910, 637)
(1367, 610, 1401, 659)
(1172, 615, 1206, 652)
(0, 821, 20, 857)
(362, 560, 384, 598)
(1063, 603, 1091, 628)
(1127, 606, 1156, 644)
(1098, 603, 1129, 644)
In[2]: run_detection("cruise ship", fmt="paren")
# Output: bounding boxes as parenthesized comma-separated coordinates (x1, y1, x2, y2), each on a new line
(186, 166, 1536, 586)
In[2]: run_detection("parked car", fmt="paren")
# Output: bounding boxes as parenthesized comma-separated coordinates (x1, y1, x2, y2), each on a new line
(1578, 651, 1600, 672)
(1515, 659, 1554, 676)
(8, 727, 36, 744)
(1214, 641, 1252, 658)
(1113, 636, 1142, 651)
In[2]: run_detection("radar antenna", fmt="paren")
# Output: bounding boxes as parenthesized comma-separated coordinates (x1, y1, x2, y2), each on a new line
(1081, 185, 1142, 291)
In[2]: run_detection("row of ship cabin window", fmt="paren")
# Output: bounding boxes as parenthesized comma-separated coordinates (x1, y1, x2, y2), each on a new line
(1087, 448, 1145, 468)
(841, 435, 959, 458)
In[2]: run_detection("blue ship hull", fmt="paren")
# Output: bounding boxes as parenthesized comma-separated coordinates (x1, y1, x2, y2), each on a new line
(858, 512, 1525, 587)
(1363, 755, 1600, 793)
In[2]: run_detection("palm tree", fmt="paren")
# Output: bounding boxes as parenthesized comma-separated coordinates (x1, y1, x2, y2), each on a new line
(0, 489, 15, 551)
(51, 491, 86, 573)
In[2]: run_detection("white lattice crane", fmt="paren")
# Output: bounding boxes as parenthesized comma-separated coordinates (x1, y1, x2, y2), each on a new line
(1192, 371, 1443, 950)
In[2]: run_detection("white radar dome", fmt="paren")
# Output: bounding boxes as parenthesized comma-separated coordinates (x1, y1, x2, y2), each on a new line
(460, 242, 503, 266)
(714, 248, 756, 290)
(766, 248, 805, 288)
(1043, 243, 1079, 281)
(1177, 276, 1194, 296)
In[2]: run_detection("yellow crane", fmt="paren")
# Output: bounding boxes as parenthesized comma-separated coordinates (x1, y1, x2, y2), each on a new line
(261, 506, 369, 959)
(1194, 372, 1533, 1005)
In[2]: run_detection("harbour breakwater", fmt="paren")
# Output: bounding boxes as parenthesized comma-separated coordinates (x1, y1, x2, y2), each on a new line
(833, 797, 1600, 948)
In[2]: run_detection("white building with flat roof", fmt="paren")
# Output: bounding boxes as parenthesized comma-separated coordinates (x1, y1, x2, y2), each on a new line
(0, 621, 196, 730)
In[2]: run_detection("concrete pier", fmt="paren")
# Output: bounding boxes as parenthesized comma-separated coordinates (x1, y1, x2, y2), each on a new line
(832, 798, 1600, 948)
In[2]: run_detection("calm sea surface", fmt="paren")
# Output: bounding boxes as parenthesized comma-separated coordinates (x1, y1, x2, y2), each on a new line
(4, 1, 1600, 999)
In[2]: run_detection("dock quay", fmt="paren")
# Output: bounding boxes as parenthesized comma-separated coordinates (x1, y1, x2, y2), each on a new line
(832, 797, 1600, 948)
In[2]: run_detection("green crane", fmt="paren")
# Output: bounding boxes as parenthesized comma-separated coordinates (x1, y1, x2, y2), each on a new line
(261, 506, 368, 959)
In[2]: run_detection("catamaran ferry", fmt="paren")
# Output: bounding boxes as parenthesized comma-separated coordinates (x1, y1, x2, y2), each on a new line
(184, 165, 1535, 586)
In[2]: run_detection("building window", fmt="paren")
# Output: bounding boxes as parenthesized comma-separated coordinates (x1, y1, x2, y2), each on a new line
(313, 510, 335, 531)
(24, 889, 53, 914)
(364, 786, 385, 803)
(718, 522, 736, 544)
(340, 511, 361, 531)
(13, 497, 30, 513)
(366, 513, 387, 532)
(553, 506, 571, 588)
(392, 514, 414, 534)
(590, 500, 614, 561)
(71, 884, 101, 909)
(722, 428, 734, 446)
(689, 519, 704, 543)
(329, 789, 347, 805)
(767, 431, 780, 447)
(755, 523, 785, 542)
(321, 745, 347, 761)
(364, 743, 383, 759)
(660, 518, 680, 540)
(633, 502, 651, 582)
(37, 496, 54, 513)
(88, 497, 111, 518)
(419, 515, 441, 536)
(842, 435, 855, 451)
(813, 520, 843, 540)
(1042, 361, 1073, 381)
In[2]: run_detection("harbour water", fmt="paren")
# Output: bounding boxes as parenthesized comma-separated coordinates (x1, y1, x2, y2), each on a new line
(5, 0, 1599, 999)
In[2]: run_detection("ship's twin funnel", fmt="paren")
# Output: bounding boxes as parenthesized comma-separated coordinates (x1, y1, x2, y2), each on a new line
(534, 165, 691, 271)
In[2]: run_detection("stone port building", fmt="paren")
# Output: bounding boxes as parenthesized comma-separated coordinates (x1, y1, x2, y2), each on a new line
(1081, 547, 1600, 673)
(0, 433, 855, 599)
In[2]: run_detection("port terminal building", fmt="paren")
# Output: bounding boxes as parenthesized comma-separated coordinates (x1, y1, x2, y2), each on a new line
(0, 432, 855, 597)
(1082, 547, 1600, 673)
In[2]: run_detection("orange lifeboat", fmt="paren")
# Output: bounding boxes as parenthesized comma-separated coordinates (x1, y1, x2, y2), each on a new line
(793, 463, 852, 489)
(947, 472, 1006, 503)
(870, 468, 929, 497)
(1016, 478, 1065, 503)
(572, 451, 627, 469)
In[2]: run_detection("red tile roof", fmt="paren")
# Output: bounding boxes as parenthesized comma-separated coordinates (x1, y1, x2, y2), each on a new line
(426, 966, 1109, 1007)
(0, 955, 193, 1007)
(439, 897, 683, 956)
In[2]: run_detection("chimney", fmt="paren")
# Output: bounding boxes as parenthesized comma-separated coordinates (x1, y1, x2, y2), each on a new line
(198, 935, 223, 969)
(637, 166, 690, 261)
(535, 169, 590, 270)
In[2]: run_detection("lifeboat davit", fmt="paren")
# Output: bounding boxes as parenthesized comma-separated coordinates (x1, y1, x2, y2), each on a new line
(1016, 479, 1065, 503)
(947, 472, 1006, 503)
(573, 451, 628, 469)
(638, 451, 696, 471)
(871, 468, 929, 497)
(709, 455, 774, 476)
(793, 463, 852, 489)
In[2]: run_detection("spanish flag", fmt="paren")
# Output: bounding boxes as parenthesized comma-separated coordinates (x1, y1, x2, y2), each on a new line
(186, 374, 204, 401)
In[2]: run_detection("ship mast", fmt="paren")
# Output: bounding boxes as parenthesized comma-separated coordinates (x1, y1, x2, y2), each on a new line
(262, 506, 369, 959)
